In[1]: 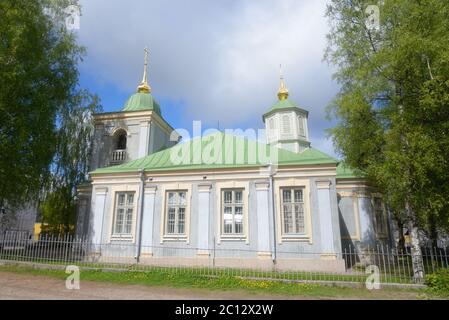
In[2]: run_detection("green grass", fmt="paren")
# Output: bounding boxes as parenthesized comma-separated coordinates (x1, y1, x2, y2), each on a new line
(0, 264, 433, 299)
(0, 253, 415, 284)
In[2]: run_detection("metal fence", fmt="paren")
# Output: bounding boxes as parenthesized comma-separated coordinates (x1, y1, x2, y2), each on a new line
(1, 233, 448, 285)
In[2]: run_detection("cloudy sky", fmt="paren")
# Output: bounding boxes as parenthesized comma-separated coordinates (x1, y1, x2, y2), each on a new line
(76, 0, 340, 157)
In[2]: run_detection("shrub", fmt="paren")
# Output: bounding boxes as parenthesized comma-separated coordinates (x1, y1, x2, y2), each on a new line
(425, 268, 449, 296)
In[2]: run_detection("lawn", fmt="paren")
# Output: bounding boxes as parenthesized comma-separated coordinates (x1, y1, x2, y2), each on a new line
(0, 264, 436, 300)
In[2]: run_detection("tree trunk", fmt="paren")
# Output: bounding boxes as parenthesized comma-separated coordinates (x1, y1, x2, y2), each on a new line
(406, 201, 424, 282)
(396, 219, 406, 254)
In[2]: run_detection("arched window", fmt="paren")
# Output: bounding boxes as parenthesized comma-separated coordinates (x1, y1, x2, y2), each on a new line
(282, 114, 291, 135)
(111, 129, 128, 164)
(117, 133, 127, 150)
(113, 129, 128, 150)
(297, 116, 305, 136)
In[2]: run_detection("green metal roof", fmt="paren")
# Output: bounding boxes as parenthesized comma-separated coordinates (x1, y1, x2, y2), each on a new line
(336, 162, 364, 179)
(262, 98, 308, 121)
(91, 132, 337, 175)
(271, 98, 297, 110)
(122, 92, 161, 115)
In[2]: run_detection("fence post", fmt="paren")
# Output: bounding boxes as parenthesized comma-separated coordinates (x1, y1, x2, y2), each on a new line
(212, 236, 216, 268)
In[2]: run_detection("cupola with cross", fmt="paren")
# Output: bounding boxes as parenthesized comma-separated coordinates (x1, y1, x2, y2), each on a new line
(89, 48, 179, 171)
(263, 68, 311, 153)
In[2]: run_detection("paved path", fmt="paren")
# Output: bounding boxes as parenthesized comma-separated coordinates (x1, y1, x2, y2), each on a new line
(0, 271, 296, 300)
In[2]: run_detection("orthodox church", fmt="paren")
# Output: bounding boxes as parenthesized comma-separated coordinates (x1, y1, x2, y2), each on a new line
(76, 51, 393, 271)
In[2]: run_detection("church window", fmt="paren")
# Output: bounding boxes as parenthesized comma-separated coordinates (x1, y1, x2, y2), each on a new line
(165, 191, 187, 235)
(298, 116, 305, 136)
(281, 188, 305, 234)
(373, 197, 387, 236)
(112, 192, 135, 236)
(269, 118, 275, 130)
(117, 132, 127, 150)
(281, 115, 291, 135)
(111, 130, 128, 164)
(221, 189, 244, 235)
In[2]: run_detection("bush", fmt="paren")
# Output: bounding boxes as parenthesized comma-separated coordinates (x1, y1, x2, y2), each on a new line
(425, 268, 449, 296)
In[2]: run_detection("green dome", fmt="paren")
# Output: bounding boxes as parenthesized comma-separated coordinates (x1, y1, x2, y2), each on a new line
(123, 92, 161, 115)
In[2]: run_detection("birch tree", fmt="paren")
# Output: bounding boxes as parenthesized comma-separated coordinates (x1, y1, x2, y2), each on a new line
(0, 0, 83, 210)
(325, 0, 449, 281)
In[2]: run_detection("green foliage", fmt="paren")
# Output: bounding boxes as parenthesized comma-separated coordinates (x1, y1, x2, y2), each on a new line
(0, 0, 101, 232)
(325, 0, 449, 234)
(40, 89, 101, 235)
(0, 0, 83, 209)
(425, 268, 449, 296)
(39, 186, 75, 235)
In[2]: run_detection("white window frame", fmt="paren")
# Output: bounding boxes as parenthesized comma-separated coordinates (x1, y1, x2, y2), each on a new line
(275, 179, 312, 243)
(297, 115, 305, 137)
(280, 188, 306, 235)
(269, 117, 275, 131)
(160, 183, 191, 243)
(164, 191, 188, 236)
(267, 116, 279, 142)
(221, 189, 245, 236)
(215, 181, 249, 243)
(110, 191, 136, 241)
(281, 114, 291, 135)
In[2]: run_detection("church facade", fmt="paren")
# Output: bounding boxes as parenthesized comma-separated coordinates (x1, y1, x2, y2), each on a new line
(76, 53, 394, 272)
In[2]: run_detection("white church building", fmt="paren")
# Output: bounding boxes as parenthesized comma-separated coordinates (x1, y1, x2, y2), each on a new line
(76, 52, 393, 272)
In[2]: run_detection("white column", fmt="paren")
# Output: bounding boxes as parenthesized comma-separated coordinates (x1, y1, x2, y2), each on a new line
(256, 181, 271, 257)
(138, 120, 150, 158)
(91, 187, 108, 253)
(141, 185, 157, 256)
(197, 184, 212, 256)
(317, 181, 336, 258)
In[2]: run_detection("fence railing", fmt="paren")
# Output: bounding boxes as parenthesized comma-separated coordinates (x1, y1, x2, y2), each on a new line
(1, 233, 448, 285)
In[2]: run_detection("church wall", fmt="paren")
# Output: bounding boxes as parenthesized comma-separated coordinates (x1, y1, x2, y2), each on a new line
(90, 116, 176, 174)
(86, 169, 346, 271)
(336, 182, 394, 252)
(90, 118, 143, 170)
(75, 186, 92, 238)
(149, 122, 174, 154)
(269, 176, 342, 259)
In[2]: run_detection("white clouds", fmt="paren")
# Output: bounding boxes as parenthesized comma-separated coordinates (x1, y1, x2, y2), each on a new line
(211, 0, 334, 123)
(77, 0, 339, 155)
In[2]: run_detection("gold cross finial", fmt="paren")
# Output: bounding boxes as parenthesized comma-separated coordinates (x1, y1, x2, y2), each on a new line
(137, 47, 151, 93)
(278, 64, 289, 100)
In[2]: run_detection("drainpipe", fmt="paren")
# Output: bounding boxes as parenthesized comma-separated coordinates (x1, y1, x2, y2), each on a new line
(268, 164, 277, 264)
(135, 169, 145, 263)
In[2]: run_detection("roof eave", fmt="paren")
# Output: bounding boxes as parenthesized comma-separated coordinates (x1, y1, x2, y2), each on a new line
(262, 106, 309, 121)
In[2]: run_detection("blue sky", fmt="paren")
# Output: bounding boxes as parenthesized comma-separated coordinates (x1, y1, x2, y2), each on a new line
(76, 0, 340, 157)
